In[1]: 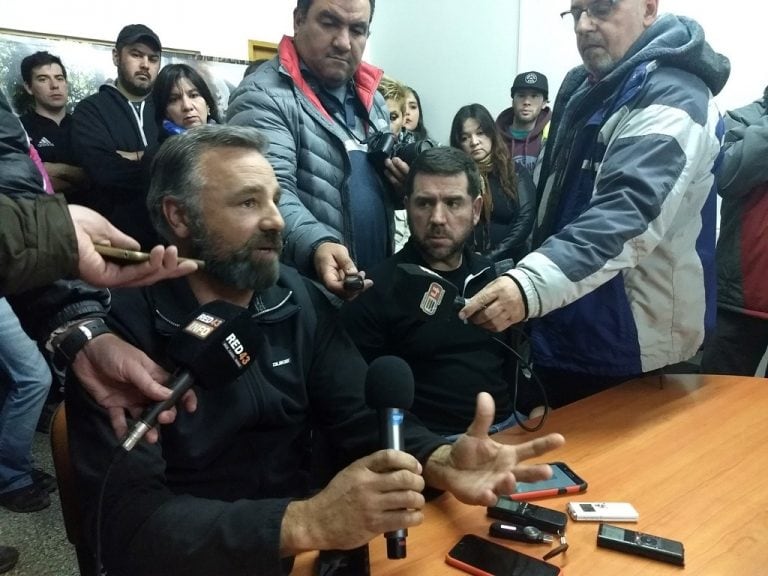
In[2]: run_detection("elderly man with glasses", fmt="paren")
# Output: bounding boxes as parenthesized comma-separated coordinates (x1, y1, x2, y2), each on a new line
(461, 0, 730, 407)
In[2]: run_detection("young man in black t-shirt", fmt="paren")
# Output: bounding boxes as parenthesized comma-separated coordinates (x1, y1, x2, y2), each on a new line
(19, 51, 89, 202)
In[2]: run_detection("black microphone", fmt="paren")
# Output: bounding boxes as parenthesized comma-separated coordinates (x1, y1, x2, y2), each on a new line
(365, 355, 415, 560)
(121, 300, 264, 451)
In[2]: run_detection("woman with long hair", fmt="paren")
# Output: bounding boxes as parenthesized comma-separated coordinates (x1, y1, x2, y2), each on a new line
(140, 63, 221, 245)
(403, 86, 430, 142)
(151, 63, 221, 143)
(449, 103, 535, 263)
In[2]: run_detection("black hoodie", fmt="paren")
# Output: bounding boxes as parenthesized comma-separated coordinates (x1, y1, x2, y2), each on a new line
(71, 84, 159, 248)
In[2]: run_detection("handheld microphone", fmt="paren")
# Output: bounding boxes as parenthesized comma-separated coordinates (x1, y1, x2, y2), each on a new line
(120, 300, 264, 451)
(364, 355, 415, 560)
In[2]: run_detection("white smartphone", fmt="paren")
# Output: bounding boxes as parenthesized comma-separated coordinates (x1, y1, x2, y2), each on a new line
(567, 502, 639, 522)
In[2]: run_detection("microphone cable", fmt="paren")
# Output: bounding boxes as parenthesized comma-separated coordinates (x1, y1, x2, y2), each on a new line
(490, 326, 551, 433)
(93, 446, 127, 576)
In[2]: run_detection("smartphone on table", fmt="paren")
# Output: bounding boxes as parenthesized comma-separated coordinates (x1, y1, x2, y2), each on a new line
(509, 462, 587, 501)
(446, 534, 562, 576)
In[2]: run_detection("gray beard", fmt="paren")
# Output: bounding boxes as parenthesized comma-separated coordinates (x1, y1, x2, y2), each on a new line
(188, 225, 282, 293)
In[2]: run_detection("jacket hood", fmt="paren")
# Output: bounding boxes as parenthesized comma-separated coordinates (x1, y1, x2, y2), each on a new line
(617, 13, 730, 96)
(98, 82, 129, 98)
(540, 13, 729, 200)
(557, 13, 730, 110)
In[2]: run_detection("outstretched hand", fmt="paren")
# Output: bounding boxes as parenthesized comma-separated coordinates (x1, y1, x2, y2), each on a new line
(313, 241, 373, 299)
(73, 333, 198, 443)
(424, 392, 565, 506)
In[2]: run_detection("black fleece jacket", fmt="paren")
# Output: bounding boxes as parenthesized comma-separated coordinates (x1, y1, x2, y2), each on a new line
(71, 84, 159, 248)
(66, 267, 447, 576)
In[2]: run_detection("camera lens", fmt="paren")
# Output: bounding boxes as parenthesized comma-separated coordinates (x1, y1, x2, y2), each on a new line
(395, 138, 436, 165)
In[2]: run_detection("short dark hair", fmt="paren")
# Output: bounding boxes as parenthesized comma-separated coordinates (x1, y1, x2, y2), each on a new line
(20, 51, 67, 84)
(404, 146, 482, 199)
(296, 0, 375, 22)
(147, 125, 269, 242)
(152, 63, 221, 128)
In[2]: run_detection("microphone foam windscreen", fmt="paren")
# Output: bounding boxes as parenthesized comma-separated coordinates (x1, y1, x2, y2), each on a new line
(166, 300, 264, 389)
(365, 355, 415, 410)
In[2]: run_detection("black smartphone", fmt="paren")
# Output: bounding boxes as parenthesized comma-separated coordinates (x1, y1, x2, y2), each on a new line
(446, 534, 562, 576)
(597, 523, 684, 566)
(487, 498, 568, 534)
(315, 545, 370, 575)
(508, 461, 587, 501)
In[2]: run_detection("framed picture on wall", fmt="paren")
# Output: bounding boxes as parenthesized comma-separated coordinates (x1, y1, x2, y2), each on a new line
(248, 39, 278, 62)
(0, 28, 249, 118)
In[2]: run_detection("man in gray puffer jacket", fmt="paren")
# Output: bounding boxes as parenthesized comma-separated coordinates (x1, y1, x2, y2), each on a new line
(228, 0, 404, 297)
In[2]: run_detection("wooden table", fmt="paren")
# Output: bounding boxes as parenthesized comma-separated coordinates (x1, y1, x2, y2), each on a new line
(294, 374, 768, 575)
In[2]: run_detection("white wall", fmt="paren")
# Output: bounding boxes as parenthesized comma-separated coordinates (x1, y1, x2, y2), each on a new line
(2, 2, 295, 60)
(4, 1, 764, 118)
(369, 0, 520, 144)
(518, 0, 766, 114)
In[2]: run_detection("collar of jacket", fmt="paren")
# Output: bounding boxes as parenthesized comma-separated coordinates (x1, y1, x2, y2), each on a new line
(398, 240, 497, 287)
(277, 35, 384, 121)
(144, 269, 299, 337)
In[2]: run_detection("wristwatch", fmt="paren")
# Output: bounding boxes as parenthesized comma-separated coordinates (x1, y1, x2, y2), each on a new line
(53, 318, 112, 365)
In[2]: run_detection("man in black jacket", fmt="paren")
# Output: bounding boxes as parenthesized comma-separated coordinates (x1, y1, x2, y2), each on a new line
(70, 24, 162, 248)
(19, 50, 89, 203)
(342, 147, 533, 436)
(66, 125, 564, 576)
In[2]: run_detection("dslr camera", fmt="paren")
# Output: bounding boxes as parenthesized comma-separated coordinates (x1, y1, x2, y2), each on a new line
(367, 131, 436, 174)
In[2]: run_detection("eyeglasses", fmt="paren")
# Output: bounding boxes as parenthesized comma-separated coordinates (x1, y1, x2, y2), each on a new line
(560, 0, 619, 24)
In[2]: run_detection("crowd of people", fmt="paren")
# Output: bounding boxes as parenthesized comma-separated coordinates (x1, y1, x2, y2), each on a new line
(1, 0, 763, 573)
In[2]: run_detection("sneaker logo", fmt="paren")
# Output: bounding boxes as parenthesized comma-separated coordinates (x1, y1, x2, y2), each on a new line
(37, 137, 55, 147)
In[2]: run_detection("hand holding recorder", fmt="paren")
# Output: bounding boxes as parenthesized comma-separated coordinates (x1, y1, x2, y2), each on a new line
(313, 241, 372, 299)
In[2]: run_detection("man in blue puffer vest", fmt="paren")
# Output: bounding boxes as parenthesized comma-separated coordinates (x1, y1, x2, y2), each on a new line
(228, 0, 406, 299)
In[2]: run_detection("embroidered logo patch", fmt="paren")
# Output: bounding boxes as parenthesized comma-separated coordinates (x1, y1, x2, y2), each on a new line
(419, 282, 445, 316)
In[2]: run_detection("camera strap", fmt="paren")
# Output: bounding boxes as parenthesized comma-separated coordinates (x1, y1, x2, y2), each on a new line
(311, 78, 382, 147)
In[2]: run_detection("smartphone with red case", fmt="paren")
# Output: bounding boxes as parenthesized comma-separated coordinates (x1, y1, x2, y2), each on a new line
(509, 462, 587, 501)
(446, 534, 562, 576)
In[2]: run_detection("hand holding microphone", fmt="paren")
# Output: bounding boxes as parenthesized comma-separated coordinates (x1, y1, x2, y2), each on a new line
(279, 356, 423, 558)
(365, 355, 416, 560)
(121, 300, 264, 451)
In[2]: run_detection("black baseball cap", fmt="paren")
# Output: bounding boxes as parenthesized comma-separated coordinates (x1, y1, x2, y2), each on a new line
(116, 24, 161, 52)
(511, 71, 548, 99)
